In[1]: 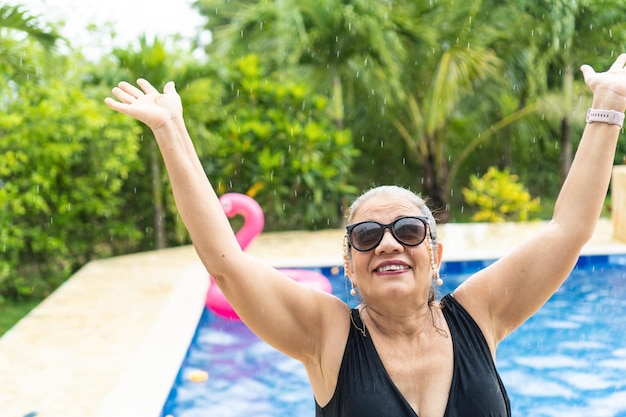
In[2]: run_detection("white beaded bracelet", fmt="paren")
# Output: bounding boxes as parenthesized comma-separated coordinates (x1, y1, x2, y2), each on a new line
(586, 108, 624, 128)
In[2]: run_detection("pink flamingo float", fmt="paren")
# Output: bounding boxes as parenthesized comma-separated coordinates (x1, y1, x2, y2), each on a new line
(206, 193, 332, 320)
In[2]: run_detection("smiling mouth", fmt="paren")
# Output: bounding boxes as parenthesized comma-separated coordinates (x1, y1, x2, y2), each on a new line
(374, 264, 410, 273)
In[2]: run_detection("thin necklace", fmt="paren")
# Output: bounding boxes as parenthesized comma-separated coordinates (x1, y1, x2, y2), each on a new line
(350, 305, 368, 337)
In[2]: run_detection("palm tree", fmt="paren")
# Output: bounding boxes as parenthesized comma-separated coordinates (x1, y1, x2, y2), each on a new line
(389, 0, 543, 220)
(193, 0, 626, 222)
(0, 4, 60, 79)
(194, 0, 407, 130)
(523, 0, 626, 183)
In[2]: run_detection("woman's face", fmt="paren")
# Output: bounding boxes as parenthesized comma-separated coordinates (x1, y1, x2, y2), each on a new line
(346, 195, 436, 305)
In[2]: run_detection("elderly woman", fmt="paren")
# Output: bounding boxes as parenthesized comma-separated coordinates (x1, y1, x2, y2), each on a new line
(105, 54, 626, 416)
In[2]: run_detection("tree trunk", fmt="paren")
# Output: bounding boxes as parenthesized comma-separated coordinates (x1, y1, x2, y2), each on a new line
(559, 65, 574, 184)
(150, 139, 166, 249)
(559, 117, 572, 184)
(421, 150, 450, 223)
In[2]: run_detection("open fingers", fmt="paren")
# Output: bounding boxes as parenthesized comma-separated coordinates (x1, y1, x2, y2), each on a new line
(137, 78, 159, 94)
(116, 81, 145, 98)
(104, 96, 128, 112)
(609, 53, 626, 72)
(110, 85, 137, 104)
(163, 80, 176, 94)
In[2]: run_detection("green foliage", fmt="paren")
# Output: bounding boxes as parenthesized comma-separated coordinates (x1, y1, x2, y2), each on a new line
(1, 0, 623, 303)
(0, 75, 142, 300)
(182, 55, 359, 230)
(462, 166, 541, 222)
(0, 298, 40, 336)
(0, 4, 61, 81)
(194, 0, 626, 225)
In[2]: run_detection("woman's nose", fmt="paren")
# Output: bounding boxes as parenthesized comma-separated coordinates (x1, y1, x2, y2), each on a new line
(375, 229, 403, 253)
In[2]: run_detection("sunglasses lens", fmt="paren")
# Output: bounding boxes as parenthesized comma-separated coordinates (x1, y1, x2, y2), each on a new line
(348, 217, 428, 251)
(351, 222, 384, 251)
(394, 217, 426, 245)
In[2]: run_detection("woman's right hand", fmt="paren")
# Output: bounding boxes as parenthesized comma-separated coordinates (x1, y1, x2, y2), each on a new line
(581, 53, 626, 112)
(104, 79, 183, 131)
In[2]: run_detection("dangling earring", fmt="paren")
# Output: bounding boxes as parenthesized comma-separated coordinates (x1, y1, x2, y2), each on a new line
(344, 234, 359, 296)
(433, 270, 443, 287)
(427, 235, 443, 286)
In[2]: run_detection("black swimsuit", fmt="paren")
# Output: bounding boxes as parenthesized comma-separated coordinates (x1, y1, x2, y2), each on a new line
(315, 294, 511, 417)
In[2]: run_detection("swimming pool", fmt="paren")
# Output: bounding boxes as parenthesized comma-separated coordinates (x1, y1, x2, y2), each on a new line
(161, 255, 626, 417)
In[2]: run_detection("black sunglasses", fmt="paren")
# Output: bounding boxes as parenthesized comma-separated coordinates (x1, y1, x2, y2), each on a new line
(346, 216, 431, 252)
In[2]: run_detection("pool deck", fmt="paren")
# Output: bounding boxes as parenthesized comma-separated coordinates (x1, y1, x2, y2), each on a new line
(0, 220, 625, 417)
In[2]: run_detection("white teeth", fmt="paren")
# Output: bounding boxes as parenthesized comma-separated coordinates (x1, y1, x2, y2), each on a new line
(376, 264, 409, 272)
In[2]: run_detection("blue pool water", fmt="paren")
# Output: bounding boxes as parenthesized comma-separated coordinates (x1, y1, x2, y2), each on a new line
(161, 255, 626, 417)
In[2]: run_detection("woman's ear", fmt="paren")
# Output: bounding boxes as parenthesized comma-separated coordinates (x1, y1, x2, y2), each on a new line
(436, 242, 444, 269)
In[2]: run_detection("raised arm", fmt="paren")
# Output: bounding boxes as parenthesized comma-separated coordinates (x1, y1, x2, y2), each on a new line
(455, 54, 626, 349)
(104, 79, 346, 362)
